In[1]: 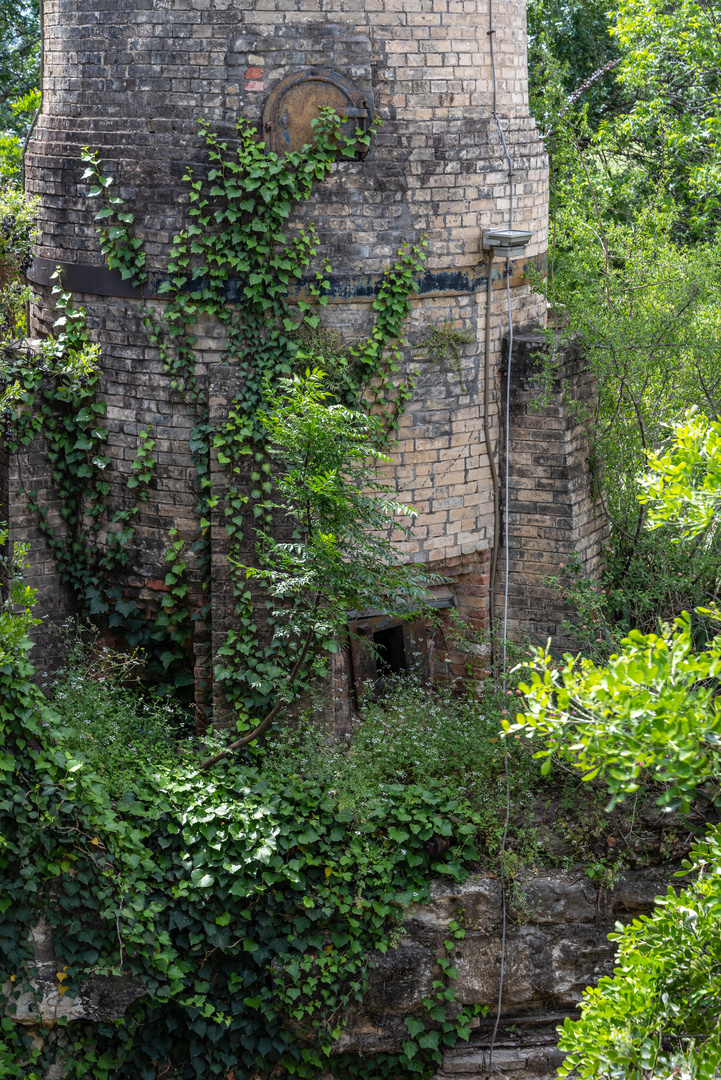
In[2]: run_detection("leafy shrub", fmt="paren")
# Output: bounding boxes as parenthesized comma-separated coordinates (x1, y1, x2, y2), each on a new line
(558, 833, 721, 1079)
(261, 675, 547, 856)
(0, 133, 20, 185)
(0, 587, 487, 1079)
(0, 526, 38, 658)
(0, 184, 37, 336)
(509, 612, 721, 811)
(3, 695, 485, 1079)
(49, 649, 191, 796)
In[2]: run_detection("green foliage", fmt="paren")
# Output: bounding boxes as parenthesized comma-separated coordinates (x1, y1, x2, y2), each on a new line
(508, 612, 721, 812)
(557, 830, 721, 1079)
(609, 0, 721, 237)
(1, 108, 425, 718)
(262, 674, 545, 855)
(77, 114, 426, 729)
(227, 370, 435, 706)
(126, 425, 156, 494)
(530, 0, 721, 236)
(49, 635, 190, 796)
(0, 110, 471, 1077)
(0, 182, 36, 272)
(534, 194, 721, 632)
(0, 524, 38, 656)
(0, 183, 37, 335)
(0, 0, 40, 135)
(0, 597, 486, 1078)
(542, 195, 721, 519)
(0, 132, 20, 185)
(524, 0, 721, 639)
(527, 0, 620, 132)
(0, 277, 199, 696)
(81, 148, 148, 287)
(513, 424, 721, 1075)
(418, 320, 474, 391)
(528, 0, 721, 637)
(529, 0, 721, 639)
(640, 408, 721, 542)
(545, 535, 721, 659)
(398, 921, 488, 1068)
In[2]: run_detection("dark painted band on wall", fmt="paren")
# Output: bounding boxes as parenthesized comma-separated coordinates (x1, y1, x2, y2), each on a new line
(26, 251, 548, 303)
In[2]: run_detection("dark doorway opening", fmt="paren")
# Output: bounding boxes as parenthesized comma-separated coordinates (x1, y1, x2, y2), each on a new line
(373, 624, 408, 677)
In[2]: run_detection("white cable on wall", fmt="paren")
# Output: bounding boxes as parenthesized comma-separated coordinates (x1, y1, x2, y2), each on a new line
(503, 272, 513, 671)
(487, 0, 515, 1070)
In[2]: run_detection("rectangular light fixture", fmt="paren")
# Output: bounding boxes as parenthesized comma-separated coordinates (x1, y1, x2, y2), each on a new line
(482, 228, 534, 258)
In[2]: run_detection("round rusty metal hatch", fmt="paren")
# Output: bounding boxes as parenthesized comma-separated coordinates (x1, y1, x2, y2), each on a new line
(262, 69, 372, 157)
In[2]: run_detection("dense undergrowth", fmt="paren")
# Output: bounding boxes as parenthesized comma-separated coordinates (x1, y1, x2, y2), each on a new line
(2, 625, 485, 1080)
(3, 581, 719, 1080)
(50, 637, 701, 876)
(47, 633, 192, 797)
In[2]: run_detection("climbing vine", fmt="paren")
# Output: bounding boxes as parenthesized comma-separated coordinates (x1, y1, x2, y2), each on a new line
(78, 110, 427, 725)
(0, 108, 483, 1079)
(0, 279, 196, 696)
(418, 320, 474, 393)
(0, 109, 427, 710)
(0, 586, 486, 1079)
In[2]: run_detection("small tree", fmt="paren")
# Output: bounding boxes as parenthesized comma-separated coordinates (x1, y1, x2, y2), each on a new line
(201, 370, 436, 768)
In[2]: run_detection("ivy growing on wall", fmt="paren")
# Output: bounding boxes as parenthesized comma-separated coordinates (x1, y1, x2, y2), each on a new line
(1, 109, 426, 711)
(0, 282, 196, 695)
(0, 584, 485, 1079)
(0, 109, 488, 1080)
(78, 109, 427, 724)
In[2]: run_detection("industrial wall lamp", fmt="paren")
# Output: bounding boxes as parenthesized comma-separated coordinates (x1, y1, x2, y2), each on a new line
(482, 228, 534, 259)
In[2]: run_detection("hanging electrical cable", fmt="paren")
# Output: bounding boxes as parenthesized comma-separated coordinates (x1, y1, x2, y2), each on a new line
(484, 251, 500, 637)
(487, 262, 514, 1078)
(485, 0, 517, 1069)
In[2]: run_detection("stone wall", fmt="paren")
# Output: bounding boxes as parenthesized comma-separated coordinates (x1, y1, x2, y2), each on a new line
(332, 865, 672, 1077)
(8, 866, 674, 1078)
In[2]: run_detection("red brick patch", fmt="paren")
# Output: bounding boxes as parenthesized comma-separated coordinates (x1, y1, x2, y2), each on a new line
(145, 579, 170, 592)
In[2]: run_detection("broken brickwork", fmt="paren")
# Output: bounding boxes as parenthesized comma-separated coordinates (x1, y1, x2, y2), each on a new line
(499, 333, 608, 650)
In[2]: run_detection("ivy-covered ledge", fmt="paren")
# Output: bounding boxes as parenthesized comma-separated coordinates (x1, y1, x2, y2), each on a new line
(3, 918, 144, 1027)
(7, 869, 675, 1076)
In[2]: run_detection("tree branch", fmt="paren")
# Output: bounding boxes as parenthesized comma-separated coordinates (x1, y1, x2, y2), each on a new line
(199, 597, 319, 770)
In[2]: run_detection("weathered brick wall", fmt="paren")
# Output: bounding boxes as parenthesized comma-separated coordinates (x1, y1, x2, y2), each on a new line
(497, 332, 608, 650)
(1, 415, 77, 670)
(13, 0, 613, 698)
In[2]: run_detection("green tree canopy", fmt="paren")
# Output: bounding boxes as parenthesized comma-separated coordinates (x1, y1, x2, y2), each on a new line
(0, 0, 39, 134)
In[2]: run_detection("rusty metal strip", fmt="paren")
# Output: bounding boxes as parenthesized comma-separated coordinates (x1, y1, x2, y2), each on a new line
(26, 251, 548, 304)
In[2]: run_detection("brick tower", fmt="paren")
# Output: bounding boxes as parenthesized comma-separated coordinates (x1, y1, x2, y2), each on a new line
(12, 0, 603, 711)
